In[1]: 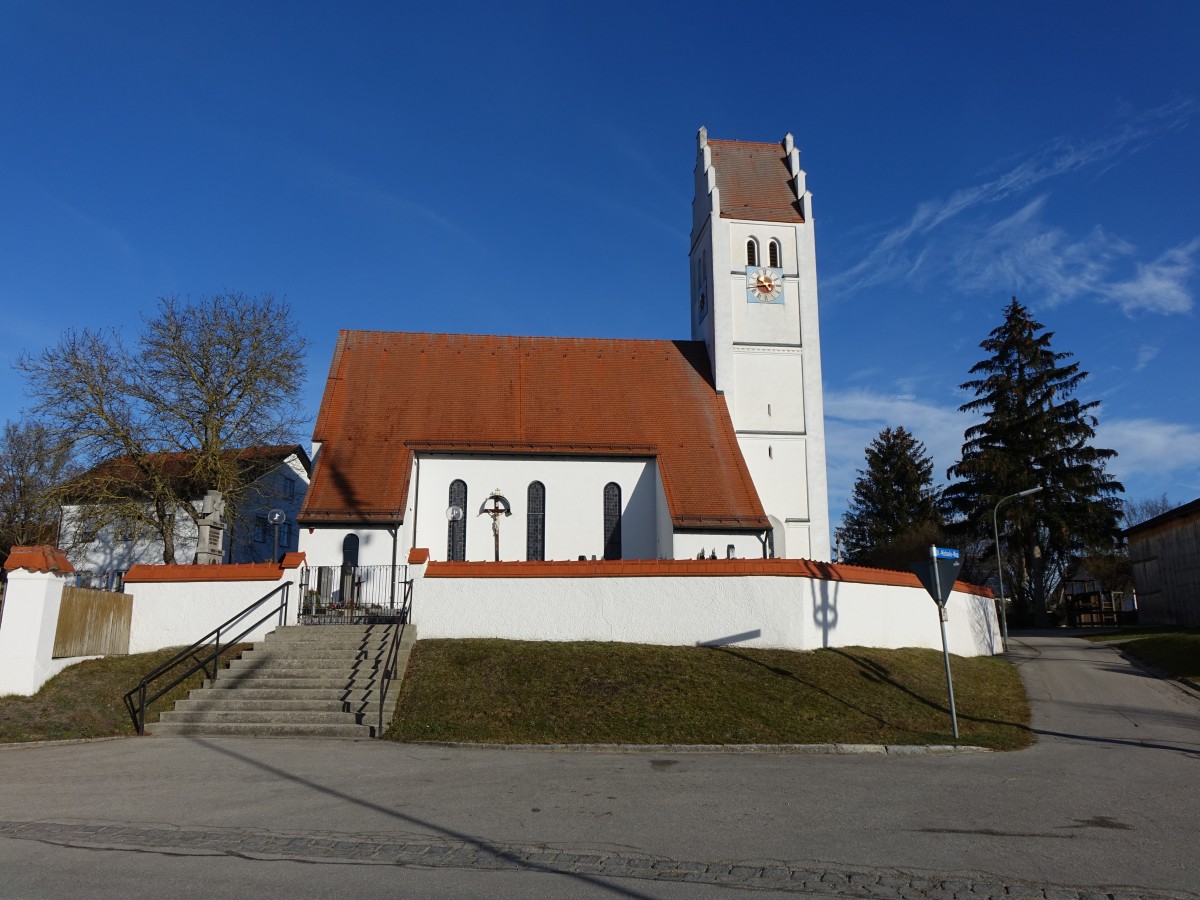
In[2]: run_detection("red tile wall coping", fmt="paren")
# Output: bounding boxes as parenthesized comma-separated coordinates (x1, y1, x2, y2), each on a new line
(423, 557, 992, 598)
(408, 547, 430, 564)
(3, 545, 76, 575)
(125, 552, 306, 584)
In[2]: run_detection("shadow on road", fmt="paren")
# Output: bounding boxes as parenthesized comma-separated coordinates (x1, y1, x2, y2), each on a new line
(188, 737, 657, 898)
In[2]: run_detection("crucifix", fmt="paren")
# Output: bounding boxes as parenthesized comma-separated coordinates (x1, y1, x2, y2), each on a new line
(479, 489, 512, 562)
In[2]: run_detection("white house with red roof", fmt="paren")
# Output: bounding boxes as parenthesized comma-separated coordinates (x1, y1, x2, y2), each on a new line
(298, 128, 829, 568)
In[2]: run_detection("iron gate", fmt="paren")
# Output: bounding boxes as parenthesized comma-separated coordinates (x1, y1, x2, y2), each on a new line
(299, 564, 411, 624)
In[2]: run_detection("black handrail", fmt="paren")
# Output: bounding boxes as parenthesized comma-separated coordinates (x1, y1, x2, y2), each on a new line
(376, 577, 413, 736)
(123, 582, 291, 735)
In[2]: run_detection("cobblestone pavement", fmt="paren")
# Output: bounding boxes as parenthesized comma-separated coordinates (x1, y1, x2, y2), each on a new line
(1, 820, 1190, 900)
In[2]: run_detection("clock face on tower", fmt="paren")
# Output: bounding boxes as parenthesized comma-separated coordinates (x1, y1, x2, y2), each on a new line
(745, 266, 784, 304)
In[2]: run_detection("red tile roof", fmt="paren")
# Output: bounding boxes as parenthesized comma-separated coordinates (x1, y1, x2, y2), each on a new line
(124, 552, 305, 583)
(300, 331, 769, 530)
(3, 545, 75, 575)
(709, 139, 804, 224)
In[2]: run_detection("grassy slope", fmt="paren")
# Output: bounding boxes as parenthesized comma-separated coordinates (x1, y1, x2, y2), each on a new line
(1085, 627, 1200, 679)
(0, 645, 247, 743)
(386, 640, 1033, 751)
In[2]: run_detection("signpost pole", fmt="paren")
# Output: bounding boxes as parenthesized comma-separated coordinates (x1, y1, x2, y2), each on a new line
(930, 545, 960, 740)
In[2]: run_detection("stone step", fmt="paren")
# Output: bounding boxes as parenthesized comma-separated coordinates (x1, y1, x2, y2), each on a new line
(176, 696, 392, 716)
(173, 698, 351, 713)
(158, 709, 364, 725)
(148, 721, 374, 739)
(204, 675, 381, 691)
(262, 630, 396, 643)
(244, 642, 393, 654)
(226, 656, 386, 671)
(265, 625, 401, 640)
(190, 687, 384, 703)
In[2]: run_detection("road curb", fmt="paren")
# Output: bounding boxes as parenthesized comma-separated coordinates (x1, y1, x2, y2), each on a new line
(400, 741, 992, 755)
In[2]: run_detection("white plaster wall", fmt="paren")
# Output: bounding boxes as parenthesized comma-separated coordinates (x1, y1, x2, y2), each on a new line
(415, 574, 1001, 657)
(126, 575, 301, 654)
(0, 571, 99, 696)
(739, 435, 810, 520)
(299, 524, 402, 568)
(412, 455, 660, 562)
(733, 348, 805, 433)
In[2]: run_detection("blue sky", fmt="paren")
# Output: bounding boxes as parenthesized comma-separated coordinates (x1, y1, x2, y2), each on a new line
(2, 1, 1198, 530)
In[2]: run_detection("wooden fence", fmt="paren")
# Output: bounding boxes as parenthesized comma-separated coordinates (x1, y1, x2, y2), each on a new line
(53, 586, 133, 658)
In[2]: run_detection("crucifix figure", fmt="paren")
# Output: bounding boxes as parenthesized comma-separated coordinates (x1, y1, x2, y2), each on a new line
(479, 489, 512, 562)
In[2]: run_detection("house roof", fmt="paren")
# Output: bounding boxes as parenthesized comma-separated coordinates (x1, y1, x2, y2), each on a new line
(62, 445, 310, 502)
(300, 330, 769, 530)
(709, 139, 804, 224)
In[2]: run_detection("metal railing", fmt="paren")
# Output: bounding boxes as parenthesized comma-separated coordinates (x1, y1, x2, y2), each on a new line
(72, 569, 127, 592)
(122, 582, 291, 735)
(376, 578, 414, 735)
(300, 565, 410, 623)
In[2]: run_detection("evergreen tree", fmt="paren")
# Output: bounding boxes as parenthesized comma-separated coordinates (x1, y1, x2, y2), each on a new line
(839, 426, 944, 569)
(945, 298, 1123, 626)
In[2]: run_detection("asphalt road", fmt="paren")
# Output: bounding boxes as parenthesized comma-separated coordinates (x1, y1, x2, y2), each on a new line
(0, 633, 1197, 899)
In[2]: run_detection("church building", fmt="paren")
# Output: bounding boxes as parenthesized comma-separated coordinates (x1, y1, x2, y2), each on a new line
(298, 128, 830, 566)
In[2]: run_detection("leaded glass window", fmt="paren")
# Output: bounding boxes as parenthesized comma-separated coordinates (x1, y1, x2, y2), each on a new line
(447, 479, 467, 561)
(603, 482, 622, 561)
(527, 481, 545, 561)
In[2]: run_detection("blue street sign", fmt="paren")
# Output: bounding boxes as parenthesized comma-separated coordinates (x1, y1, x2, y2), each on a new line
(934, 547, 960, 560)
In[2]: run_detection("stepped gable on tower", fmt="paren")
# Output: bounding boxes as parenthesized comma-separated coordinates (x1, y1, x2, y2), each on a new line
(299, 330, 769, 531)
(706, 138, 805, 223)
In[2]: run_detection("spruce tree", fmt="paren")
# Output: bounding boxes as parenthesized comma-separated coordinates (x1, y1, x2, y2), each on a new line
(945, 298, 1123, 626)
(839, 426, 943, 569)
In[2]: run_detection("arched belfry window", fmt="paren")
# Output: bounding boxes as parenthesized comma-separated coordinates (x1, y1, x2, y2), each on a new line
(603, 482, 622, 561)
(527, 481, 545, 561)
(447, 479, 467, 561)
(768, 239, 781, 268)
(746, 238, 759, 267)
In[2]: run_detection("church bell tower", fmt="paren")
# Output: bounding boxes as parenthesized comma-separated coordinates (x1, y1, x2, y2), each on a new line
(689, 126, 830, 561)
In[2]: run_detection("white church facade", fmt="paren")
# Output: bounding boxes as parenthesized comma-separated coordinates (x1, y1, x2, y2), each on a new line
(298, 129, 830, 568)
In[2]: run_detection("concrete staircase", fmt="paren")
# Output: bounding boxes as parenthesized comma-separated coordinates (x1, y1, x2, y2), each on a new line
(149, 623, 416, 738)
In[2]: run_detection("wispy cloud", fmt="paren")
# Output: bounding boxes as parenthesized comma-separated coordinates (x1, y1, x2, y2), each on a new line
(952, 200, 1199, 315)
(1105, 237, 1200, 315)
(1134, 345, 1160, 372)
(828, 100, 1196, 297)
(1097, 417, 1200, 495)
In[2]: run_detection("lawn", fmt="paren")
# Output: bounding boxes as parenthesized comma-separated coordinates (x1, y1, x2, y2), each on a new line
(386, 640, 1033, 751)
(0, 645, 247, 743)
(1084, 627, 1200, 680)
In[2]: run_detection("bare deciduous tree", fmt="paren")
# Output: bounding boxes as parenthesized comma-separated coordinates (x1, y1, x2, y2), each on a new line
(1122, 494, 1175, 527)
(0, 420, 75, 571)
(20, 293, 306, 563)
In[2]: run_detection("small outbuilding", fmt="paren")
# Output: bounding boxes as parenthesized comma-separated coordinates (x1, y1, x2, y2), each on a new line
(1125, 497, 1200, 625)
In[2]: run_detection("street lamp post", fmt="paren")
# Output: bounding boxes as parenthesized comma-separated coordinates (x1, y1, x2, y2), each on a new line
(992, 486, 1043, 651)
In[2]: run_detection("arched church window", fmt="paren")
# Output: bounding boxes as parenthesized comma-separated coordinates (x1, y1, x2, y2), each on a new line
(447, 479, 467, 561)
(769, 240, 781, 268)
(746, 239, 759, 267)
(342, 534, 359, 568)
(603, 482, 622, 561)
(527, 481, 545, 561)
